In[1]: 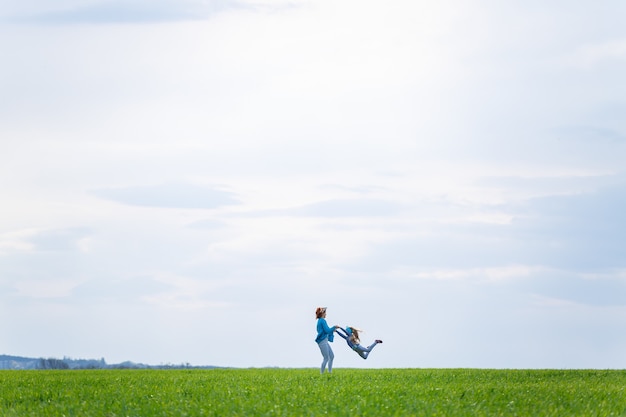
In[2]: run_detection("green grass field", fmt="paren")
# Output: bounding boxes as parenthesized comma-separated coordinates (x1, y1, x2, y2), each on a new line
(1, 368, 624, 416)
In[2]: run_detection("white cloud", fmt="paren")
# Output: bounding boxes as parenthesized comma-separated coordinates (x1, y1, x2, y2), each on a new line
(92, 183, 240, 209)
(570, 39, 626, 69)
(0, 229, 38, 254)
(1, 0, 241, 24)
(13, 278, 84, 299)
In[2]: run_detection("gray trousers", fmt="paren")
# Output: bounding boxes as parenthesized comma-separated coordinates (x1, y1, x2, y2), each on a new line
(353, 341, 380, 359)
(317, 339, 334, 373)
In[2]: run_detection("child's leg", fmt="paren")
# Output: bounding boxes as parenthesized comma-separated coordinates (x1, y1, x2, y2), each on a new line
(355, 347, 368, 359)
(365, 341, 379, 351)
(353, 344, 369, 359)
(357, 341, 380, 359)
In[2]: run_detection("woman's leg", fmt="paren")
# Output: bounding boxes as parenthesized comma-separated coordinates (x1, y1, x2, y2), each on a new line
(327, 343, 334, 373)
(318, 339, 334, 373)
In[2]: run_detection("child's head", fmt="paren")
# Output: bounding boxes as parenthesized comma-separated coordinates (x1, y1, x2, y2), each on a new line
(347, 326, 361, 343)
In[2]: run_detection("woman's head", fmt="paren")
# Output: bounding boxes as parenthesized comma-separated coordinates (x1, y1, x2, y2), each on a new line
(315, 307, 327, 319)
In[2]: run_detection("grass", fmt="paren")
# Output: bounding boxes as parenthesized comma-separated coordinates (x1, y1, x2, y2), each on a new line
(0, 368, 625, 416)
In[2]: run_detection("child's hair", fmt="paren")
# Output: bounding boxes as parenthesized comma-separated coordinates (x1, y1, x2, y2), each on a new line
(347, 327, 361, 344)
(315, 307, 327, 319)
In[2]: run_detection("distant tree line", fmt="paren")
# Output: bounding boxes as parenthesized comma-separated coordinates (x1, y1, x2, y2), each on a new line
(0, 354, 221, 370)
(37, 358, 70, 370)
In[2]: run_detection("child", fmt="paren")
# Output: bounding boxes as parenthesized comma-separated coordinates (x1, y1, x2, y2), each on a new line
(336, 326, 382, 359)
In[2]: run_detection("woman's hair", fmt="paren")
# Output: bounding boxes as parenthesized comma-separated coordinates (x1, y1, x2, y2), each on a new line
(315, 307, 326, 319)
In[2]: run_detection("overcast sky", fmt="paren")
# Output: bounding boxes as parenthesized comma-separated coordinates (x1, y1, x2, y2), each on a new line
(2, 0, 626, 369)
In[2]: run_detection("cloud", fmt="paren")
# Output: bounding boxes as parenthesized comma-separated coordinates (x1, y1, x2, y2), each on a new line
(72, 274, 172, 302)
(92, 183, 240, 209)
(0, 227, 93, 255)
(293, 199, 400, 217)
(523, 271, 626, 307)
(401, 265, 626, 307)
(552, 126, 626, 144)
(0, 252, 87, 299)
(507, 182, 626, 270)
(28, 227, 93, 252)
(186, 219, 227, 230)
(338, 177, 626, 279)
(2, 0, 242, 24)
(571, 38, 626, 69)
(0, 229, 37, 254)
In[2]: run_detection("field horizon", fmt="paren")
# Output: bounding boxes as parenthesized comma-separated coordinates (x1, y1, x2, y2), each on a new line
(4, 351, 625, 371)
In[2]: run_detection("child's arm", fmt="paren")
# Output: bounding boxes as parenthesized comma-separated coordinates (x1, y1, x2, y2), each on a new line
(335, 327, 348, 340)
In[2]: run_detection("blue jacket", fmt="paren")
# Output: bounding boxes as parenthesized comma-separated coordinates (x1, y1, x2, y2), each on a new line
(315, 318, 335, 343)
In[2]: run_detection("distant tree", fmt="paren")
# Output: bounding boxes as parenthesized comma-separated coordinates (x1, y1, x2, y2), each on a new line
(37, 358, 69, 370)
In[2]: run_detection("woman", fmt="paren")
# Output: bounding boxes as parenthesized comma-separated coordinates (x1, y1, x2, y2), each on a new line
(336, 326, 382, 359)
(315, 307, 338, 374)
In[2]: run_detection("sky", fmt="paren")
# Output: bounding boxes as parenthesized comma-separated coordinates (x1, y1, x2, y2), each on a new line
(1, 0, 626, 369)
